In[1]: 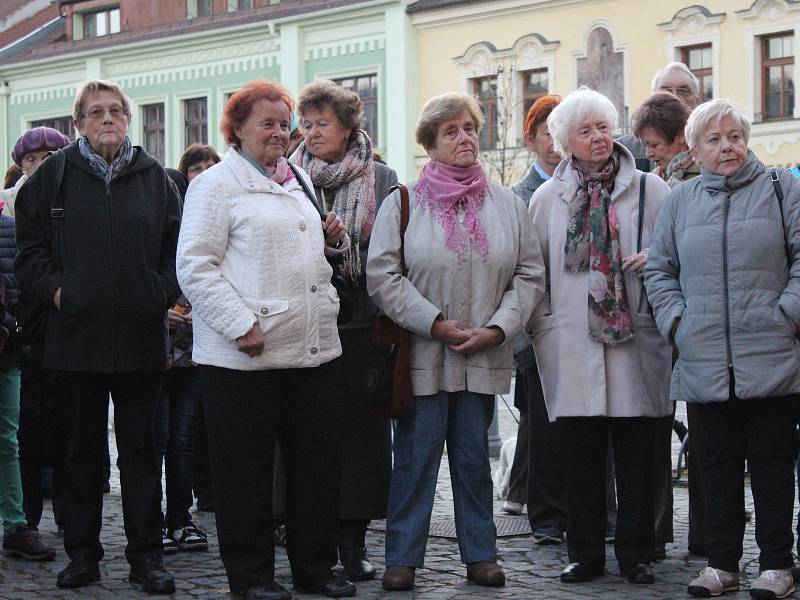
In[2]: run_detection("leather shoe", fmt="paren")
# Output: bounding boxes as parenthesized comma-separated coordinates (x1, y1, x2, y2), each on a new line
(129, 557, 176, 594)
(243, 583, 292, 600)
(382, 566, 415, 591)
(466, 561, 506, 586)
(294, 576, 356, 597)
(621, 563, 655, 585)
(57, 557, 101, 588)
(339, 545, 376, 581)
(560, 562, 604, 583)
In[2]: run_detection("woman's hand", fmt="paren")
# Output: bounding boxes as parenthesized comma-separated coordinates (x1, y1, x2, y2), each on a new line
(236, 322, 265, 357)
(323, 212, 347, 247)
(431, 319, 471, 345)
(622, 251, 648, 277)
(449, 326, 505, 354)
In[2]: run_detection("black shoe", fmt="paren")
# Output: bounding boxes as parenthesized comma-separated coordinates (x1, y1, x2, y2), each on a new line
(57, 557, 101, 588)
(294, 576, 356, 597)
(622, 563, 655, 584)
(242, 583, 292, 600)
(339, 545, 376, 581)
(560, 562, 604, 583)
(129, 557, 176, 594)
(3, 524, 57, 561)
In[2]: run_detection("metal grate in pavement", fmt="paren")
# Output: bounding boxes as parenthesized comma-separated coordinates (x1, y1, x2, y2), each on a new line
(369, 516, 532, 539)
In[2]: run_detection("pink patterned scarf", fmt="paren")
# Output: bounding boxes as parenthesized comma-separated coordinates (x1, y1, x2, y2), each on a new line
(414, 160, 490, 261)
(271, 157, 295, 185)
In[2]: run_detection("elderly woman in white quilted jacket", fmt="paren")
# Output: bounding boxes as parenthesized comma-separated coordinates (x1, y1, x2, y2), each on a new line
(646, 99, 800, 599)
(176, 80, 357, 600)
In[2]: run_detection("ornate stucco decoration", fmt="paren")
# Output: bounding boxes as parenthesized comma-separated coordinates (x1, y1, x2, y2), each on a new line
(657, 5, 726, 34)
(736, 0, 800, 21)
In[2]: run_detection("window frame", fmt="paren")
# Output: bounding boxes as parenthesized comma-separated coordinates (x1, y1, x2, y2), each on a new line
(330, 74, 380, 147)
(471, 75, 498, 150)
(29, 116, 75, 140)
(82, 6, 120, 39)
(761, 31, 795, 122)
(142, 103, 166, 165)
(184, 97, 208, 147)
(680, 43, 713, 102)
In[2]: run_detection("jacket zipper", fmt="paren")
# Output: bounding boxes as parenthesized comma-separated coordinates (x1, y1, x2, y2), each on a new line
(722, 194, 733, 369)
(106, 183, 118, 371)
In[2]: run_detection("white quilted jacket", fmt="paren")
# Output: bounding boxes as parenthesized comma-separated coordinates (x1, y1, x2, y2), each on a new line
(177, 148, 345, 370)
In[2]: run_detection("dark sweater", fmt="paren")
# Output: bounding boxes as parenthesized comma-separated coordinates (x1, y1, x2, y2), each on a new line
(14, 142, 182, 373)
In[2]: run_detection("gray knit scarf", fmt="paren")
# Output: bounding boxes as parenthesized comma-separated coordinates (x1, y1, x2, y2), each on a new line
(78, 136, 133, 185)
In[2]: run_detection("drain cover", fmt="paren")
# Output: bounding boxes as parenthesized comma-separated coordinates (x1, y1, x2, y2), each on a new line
(369, 516, 532, 539)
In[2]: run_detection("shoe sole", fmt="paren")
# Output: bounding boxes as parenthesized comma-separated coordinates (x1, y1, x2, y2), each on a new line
(688, 584, 739, 597)
(56, 571, 101, 588)
(163, 546, 179, 555)
(3, 548, 57, 562)
(750, 584, 796, 600)
(129, 578, 177, 595)
(178, 542, 208, 552)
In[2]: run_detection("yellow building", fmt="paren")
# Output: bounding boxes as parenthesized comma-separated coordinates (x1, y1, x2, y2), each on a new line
(407, 0, 800, 177)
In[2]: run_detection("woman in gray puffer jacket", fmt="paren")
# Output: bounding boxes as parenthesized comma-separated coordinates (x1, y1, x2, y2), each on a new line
(645, 99, 800, 599)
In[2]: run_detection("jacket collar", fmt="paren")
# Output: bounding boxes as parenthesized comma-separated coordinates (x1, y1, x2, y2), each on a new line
(63, 140, 157, 178)
(222, 148, 303, 197)
(551, 141, 636, 203)
(700, 150, 765, 194)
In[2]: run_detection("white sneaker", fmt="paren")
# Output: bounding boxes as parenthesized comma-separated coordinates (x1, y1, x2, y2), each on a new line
(750, 569, 795, 599)
(501, 501, 523, 515)
(688, 566, 739, 597)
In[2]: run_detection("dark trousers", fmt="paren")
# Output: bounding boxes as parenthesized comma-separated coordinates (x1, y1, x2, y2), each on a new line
(506, 373, 529, 505)
(687, 402, 706, 549)
(18, 356, 64, 528)
(200, 364, 341, 592)
(653, 407, 675, 544)
(696, 395, 798, 572)
(59, 371, 164, 564)
(561, 416, 655, 572)
(192, 406, 213, 506)
(155, 367, 200, 530)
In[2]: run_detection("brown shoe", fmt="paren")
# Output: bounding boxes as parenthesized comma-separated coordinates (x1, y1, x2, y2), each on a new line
(382, 566, 415, 591)
(467, 561, 506, 587)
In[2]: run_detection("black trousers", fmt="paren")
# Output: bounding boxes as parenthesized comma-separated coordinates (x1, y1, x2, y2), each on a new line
(200, 364, 341, 592)
(506, 373, 529, 505)
(59, 371, 164, 564)
(696, 395, 798, 572)
(686, 402, 706, 549)
(561, 416, 655, 572)
(653, 408, 675, 544)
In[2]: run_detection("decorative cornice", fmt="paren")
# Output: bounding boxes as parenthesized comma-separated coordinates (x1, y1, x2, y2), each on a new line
(657, 5, 726, 34)
(736, 0, 800, 21)
(454, 33, 558, 66)
(305, 35, 385, 60)
(10, 84, 76, 106)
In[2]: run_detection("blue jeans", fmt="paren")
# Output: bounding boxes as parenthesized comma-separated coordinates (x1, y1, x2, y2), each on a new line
(385, 390, 497, 567)
(156, 368, 200, 530)
(0, 367, 25, 531)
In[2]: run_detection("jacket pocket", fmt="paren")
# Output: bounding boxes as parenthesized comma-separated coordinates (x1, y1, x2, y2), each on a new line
(242, 298, 290, 331)
(634, 313, 673, 416)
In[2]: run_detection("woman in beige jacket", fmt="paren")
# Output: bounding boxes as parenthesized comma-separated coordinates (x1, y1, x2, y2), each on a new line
(367, 92, 544, 591)
(528, 88, 672, 585)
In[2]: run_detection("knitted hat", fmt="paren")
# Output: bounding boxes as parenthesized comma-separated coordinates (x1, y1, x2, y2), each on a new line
(12, 127, 71, 166)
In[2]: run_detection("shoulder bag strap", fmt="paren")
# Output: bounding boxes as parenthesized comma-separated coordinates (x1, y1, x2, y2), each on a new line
(50, 149, 66, 268)
(388, 184, 410, 277)
(637, 172, 647, 254)
(287, 162, 325, 218)
(771, 169, 791, 263)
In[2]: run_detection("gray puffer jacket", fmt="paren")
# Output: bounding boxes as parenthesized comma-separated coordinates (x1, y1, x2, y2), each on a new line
(645, 150, 800, 402)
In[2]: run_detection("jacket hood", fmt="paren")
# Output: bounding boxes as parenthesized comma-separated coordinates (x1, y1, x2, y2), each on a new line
(63, 139, 160, 178)
(700, 149, 765, 194)
(551, 141, 637, 203)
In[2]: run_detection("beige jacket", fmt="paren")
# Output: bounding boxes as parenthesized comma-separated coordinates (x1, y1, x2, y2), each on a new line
(528, 145, 673, 421)
(366, 180, 545, 396)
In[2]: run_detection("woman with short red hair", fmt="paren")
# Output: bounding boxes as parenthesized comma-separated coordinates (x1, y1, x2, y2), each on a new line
(177, 80, 355, 600)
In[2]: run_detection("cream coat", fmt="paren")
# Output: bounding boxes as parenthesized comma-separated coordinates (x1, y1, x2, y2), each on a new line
(367, 180, 545, 396)
(528, 145, 673, 421)
(177, 148, 347, 371)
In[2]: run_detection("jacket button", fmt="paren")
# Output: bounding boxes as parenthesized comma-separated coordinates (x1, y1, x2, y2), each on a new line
(311, 285, 317, 292)
(260, 307, 268, 315)
(299, 223, 306, 231)
(310, 347, 318, 355)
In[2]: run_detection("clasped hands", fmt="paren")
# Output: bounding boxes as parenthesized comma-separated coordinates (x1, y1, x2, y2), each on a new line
(431, 317, 504, 354)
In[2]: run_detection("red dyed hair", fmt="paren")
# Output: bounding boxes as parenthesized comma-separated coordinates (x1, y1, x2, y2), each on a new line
(524, 94, 561, 140)
(220, 80, 294, 146)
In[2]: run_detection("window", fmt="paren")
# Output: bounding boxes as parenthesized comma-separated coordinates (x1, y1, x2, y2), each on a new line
(30, 116, 74, 139)
(228, 0, 252, 9)
(143, 103, 165, 165)
(332, 74, 379, 146)
(521, 68, 549, 120)
(471, 76, 498, 149)
(198, 0, 212, 17)
(761, 32, 795, 120)
(184, 98, 208, 146)
(83, 7, 120, 38)
(681, 44, 713, 102)
(187, 0, 212, 18)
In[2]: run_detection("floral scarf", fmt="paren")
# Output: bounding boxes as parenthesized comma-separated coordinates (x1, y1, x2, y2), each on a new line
(414, 160, 490, 262)
(564, 149, 632, 345)
(78, 136, 133, 185)
(660, 150, 696, 188)
(290, 130, 375, 284)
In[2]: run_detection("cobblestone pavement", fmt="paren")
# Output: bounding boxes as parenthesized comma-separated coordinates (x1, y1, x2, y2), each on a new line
(0, 394, 779, 600)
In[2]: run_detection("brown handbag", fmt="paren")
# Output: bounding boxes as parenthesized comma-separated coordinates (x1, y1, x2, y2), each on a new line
(366, 184, 414, 419)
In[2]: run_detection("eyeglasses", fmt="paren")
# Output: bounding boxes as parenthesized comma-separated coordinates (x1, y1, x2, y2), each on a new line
(659, 86, 694, 97)
(82, 106, 129, 121)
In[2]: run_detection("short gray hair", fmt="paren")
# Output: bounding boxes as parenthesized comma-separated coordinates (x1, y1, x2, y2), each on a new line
(72, 79, 132, 124)
(651, 62, 700, 97)
(415, 92, 484, 150)
(684, 99, 750, 150)
(547, 87, 618, 156)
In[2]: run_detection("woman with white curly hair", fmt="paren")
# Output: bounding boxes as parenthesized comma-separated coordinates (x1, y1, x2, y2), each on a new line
(528, 87, 672, 586)
(646, 99, 800, 599)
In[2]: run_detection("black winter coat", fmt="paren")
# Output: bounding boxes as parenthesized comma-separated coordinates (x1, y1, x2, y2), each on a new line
(14, 142, 182, 373)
